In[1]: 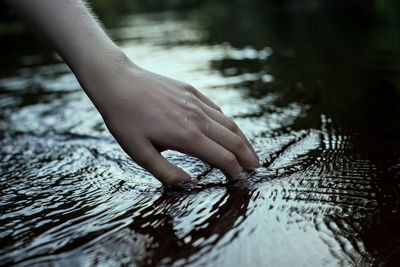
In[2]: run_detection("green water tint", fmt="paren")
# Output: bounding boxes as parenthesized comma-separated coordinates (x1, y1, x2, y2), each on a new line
(1, 3, 400, 266)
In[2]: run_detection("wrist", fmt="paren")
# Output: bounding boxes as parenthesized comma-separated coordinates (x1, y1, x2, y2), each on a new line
(74, 46, 142, 115)
(74, 45, 129, 84)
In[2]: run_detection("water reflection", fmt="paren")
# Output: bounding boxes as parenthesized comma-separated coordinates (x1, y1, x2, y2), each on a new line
(1, 2, 400, 266)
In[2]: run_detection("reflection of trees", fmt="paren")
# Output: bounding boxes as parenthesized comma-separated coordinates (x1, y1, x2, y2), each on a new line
(127, 187, 253, 266)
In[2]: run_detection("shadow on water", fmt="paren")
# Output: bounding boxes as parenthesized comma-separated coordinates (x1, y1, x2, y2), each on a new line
(1, 1, 400, 266)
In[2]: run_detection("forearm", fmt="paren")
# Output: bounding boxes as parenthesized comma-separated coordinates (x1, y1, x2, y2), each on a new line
(4, 0, 127, 96)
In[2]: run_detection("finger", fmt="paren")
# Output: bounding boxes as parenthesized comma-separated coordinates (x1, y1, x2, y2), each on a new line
(185, 84, 223, 113)
(178, 130, 246, 179)
(199, 118, 259, 168)
(197, 100, 259, 163)
(131, 141, 197, 185)
(194, 90, 223, 113)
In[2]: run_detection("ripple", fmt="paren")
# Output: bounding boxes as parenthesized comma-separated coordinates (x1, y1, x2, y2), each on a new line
(2, 7, 400, 267)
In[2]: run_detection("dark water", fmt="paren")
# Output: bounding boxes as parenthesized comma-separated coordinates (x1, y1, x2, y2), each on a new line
(1, 3, 400, 266)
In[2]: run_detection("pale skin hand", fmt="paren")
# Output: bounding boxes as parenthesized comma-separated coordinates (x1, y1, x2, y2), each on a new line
(5, 0, 260, 185)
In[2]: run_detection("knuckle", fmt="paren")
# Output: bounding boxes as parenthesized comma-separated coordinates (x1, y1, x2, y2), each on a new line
(215, 106, 223, 113)
(187, 93, 198, 103)
(183, 83, 196, 93)
(186, 105, 205, 120)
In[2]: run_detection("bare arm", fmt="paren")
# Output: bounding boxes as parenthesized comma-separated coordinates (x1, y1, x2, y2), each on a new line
(5, 0, 259, 185)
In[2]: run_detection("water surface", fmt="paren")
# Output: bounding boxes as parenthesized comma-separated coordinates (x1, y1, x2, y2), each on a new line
(1, 4, 400, 266)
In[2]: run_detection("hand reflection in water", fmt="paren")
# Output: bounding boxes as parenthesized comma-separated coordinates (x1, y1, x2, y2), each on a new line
(4, 0, 260, 186)
(116, 186, 254, 265)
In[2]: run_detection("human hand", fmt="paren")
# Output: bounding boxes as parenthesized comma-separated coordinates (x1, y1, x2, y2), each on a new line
(83, 54, 260, 186)
(4, 0, 259, 186)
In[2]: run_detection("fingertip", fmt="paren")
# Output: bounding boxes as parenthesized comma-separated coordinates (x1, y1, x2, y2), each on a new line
(232, 170, 250, 180)
(253, 148, 260, 163)
(165, 175, 198, 190)
(135, 143, 196, 187)
(248, 149, 261, 167)
(239, 152, 260, 170)
(244, 139, 259, 161)
(161, 169, 191, 185)
(222, 168, 249, 181)
(176, 177, 198, 189)
(176, 174, 198, 185)
(253, 155, 261, 167)
(189, 177, 198, 184)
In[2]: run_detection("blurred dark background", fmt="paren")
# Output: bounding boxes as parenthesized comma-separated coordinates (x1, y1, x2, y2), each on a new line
(1, 0, 400, 30)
